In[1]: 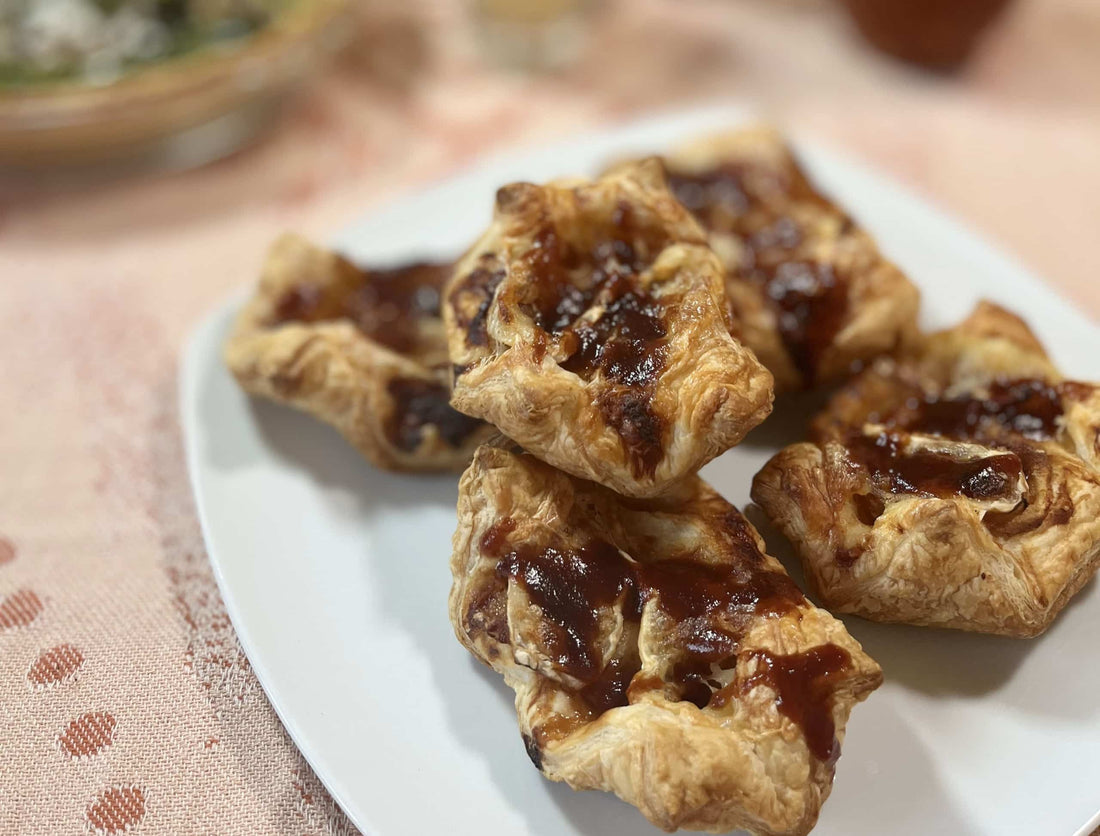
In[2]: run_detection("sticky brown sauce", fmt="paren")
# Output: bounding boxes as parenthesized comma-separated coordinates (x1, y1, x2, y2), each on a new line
(715, 645, 852, 764)
(846, 430, 1022, 501)
(834, 379, 1080, 553)
(497, 538, 636, 681)
(597, 390, 667, 477)
(385, 378, 483, 452)
(449, 260, 506, 348)
(664, 162, 827, 231)
(666, 164, 756, 228)
(668, 160, 850, 385)
(560, 285, 668, 386)
(272, 260, 451, 356)
(520, 204, 673, 476)
(749, 256, 849, 385)
(646, 559, 804, 710)
(980, 441, 1076, 538)
(477, 513, 849, 760)
(891, 379, 1064, 441)
(837, 379, 1079, 551)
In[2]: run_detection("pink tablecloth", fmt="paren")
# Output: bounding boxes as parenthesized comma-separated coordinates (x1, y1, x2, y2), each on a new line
(2, 1, 1098, 833)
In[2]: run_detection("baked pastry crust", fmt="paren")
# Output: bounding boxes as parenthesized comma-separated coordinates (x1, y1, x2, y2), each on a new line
(443, 160, 774, 498)
(224, 234, 493, 471)
(451, 443, 881, 835)
(752, 301, 1100, 637)
(651, 126, 920, 390)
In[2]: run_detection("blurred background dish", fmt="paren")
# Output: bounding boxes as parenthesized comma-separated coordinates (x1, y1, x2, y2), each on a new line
(472, 0, 591, 70)
(0, 0, 352, 170)
(840, 0, 1014, 71)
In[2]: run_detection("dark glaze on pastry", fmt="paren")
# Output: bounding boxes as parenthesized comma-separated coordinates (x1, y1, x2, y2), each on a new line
(835, 379, 1073, 512)
(480, 511, 857, 762)
(750, 260, 849, 384)
(515, 210, 674, 476)
(668, 164, 851, 384)
(449, 260, 506, 349)
(651, 129, 920, 392)
(665, 162, 827, 228)
(980, 441, 1074, 538)
(846, 430, 1023, 501)
(272, 259, 452, 357)
(559, 287, 667, 387)
(881, 379, 1065, 441)
(267, 255, 489, 453)
(751, 301, 1100, 637)
(386, 378, 484, 451)
(444, 161, 774, 498)
(225, 235, 494, 473)
(713, 645, 852, 763)
(666, 161, 852, 385)
(666, 163, 757, 223)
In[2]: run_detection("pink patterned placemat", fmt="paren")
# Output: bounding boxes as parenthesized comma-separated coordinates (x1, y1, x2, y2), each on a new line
(1, 1, 1097, 833)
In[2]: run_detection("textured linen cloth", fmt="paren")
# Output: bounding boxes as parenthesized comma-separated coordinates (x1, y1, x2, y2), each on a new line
(1, 1, 1098, 833)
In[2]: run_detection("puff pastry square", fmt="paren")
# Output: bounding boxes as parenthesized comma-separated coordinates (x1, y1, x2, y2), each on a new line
(443, 160, 774, 498)
(752, 301, 1100, 637)
(653, 127, 920, 390)
(225, 234, 494, 471)
(451, 443, 881, 835)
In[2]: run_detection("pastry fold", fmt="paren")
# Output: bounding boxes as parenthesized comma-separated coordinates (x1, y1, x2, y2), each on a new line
(752, 301, 1100, 636)
(644, 126, 920, 390)
(451, 443, 882, 835)
(443, 160, 774, 497)
(225, 234, 493, 471)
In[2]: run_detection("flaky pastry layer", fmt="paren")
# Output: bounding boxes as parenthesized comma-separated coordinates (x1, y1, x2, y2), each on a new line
(225, 234, 493, 471)
(752, 301, 1100, 636)
(651, 126, 920, 390)
(443, 160, 774, 497)
(451, 444, 881, 835)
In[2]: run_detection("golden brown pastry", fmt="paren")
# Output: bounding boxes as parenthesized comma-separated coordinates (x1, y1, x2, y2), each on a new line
(752, 301, 1100, 637)
(224, 234, 494, 471)
(451, 443, 882, 835)
(647, 126, 920, 390)
(443, 160, 774, 498)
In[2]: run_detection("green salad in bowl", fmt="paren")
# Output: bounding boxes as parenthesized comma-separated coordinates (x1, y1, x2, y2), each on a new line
(0, 0, 350, 167)
(0, 0, 295, 86)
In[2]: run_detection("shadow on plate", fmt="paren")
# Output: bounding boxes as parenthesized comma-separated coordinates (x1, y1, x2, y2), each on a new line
(820, 698, 973, 836)
(740, 386, 838, 451)
(250, 397, 459, 510)
(461, 659, 672, 836)
(195, 302, 456, 512)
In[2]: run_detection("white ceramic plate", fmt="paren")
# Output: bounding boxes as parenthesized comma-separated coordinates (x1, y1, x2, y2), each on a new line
(182, 105, 1100, 836)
